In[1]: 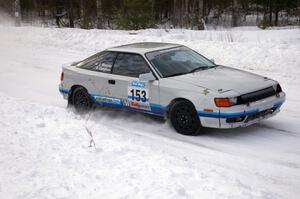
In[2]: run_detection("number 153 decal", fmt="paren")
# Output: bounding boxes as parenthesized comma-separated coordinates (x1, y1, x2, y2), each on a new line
(127, 81, 151, 111)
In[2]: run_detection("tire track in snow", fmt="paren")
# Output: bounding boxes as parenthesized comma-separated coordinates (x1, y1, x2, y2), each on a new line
(86, 108, 300, 171)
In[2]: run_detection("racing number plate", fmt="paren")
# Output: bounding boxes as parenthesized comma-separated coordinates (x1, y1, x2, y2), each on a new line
(126, 81, 151, 111)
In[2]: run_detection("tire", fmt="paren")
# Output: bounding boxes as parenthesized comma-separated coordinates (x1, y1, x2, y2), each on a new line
(72, 87, 93, 113)
(170, 100, 201, 135)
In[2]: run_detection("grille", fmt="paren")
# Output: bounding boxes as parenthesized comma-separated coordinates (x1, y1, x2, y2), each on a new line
(238, 86, 277, 104)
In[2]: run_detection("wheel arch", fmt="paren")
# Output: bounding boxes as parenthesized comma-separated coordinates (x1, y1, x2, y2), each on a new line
(167, 97, 202, 135)
(68, 85, 89, 105)
(166, 97, 197, 118)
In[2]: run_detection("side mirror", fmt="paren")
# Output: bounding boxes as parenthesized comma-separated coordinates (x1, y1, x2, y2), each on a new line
(210, 58, 215, 64)
(139, 72, 156, 82)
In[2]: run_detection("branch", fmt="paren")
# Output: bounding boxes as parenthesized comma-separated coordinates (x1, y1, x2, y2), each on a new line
(84, 112, 97, 150)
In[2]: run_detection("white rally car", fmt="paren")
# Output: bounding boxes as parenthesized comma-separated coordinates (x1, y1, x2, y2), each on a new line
(59, 42, 285, 135)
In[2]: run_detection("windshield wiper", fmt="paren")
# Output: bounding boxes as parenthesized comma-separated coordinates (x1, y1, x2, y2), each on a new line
(164, 72, 187, 78)
(164, 65, 218, 78)
(189, 65, 217, 73)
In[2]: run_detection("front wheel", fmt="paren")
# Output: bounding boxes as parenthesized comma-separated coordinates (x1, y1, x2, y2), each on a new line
(72, 87, 93, 113)
(170, 100, 201, 135)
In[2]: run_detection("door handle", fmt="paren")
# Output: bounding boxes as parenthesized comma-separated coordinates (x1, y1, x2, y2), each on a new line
(108, 79, 115, 85)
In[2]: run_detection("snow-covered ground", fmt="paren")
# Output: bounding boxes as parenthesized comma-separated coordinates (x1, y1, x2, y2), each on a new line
(0, 26, 300, 199)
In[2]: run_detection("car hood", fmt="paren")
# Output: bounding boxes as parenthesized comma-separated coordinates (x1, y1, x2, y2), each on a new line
(167, 66, 276, 95)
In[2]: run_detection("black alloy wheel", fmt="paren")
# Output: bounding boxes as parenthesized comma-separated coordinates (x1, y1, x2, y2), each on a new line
(72, 87, 93, 113)
(170, 100, 201, 135)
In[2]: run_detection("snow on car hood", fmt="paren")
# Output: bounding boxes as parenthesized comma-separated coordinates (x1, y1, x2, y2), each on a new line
(168, 66, 276, 95)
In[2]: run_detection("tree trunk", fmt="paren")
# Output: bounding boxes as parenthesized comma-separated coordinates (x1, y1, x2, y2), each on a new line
(184, 0, 189, 28)
(96, 0, 103, 29)
(232, 0, 238, 27)
(256, 0, 259, 25)
(173, 0, 178, 27)
(263, 0, 268, 23)
(80, 0, 88, 29)
(67, 0, 74, 28)
(151, 0, 155, 24)
(14, 0, 21, 26)
(203, 0, 209, 23)
(274, 1, 279, 27)
(274, 11, 279, 26)
(269, 0, 273, 25)
(80, 0, 84, 27)
(197, 0, 204, 30)
(178, 0, 182, 28)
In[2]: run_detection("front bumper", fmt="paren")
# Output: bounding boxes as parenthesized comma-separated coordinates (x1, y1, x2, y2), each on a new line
(199, 92, 286, 129)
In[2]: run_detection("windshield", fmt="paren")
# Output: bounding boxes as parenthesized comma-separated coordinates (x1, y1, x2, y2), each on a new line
(145, 46, 216, 78)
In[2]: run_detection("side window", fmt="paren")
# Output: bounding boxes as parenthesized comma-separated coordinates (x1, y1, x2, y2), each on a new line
(112, 53, 150, 77)
(77, 51, 117, 73)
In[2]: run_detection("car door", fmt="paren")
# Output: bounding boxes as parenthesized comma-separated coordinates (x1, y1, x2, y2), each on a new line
(75, 51, 121, 104)
(107, 52, 161, 115)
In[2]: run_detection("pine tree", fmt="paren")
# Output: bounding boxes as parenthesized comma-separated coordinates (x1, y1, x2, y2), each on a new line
(117, 0, 154, 30)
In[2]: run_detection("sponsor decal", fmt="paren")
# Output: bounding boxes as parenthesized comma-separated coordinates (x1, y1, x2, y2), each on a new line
(123, 100, 151, 111)
(100, 63, 112, 72)
(131, 81, 145, 88)
(94, 96, 121, 105)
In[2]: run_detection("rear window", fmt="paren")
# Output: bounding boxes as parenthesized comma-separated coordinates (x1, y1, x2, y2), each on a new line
(76, 51, 117, 73)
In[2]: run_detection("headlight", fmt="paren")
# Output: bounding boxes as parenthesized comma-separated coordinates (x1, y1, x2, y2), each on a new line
(214, 97, 237, 107)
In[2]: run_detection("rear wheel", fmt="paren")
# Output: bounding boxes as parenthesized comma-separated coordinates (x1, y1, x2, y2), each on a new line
(72, 87, 93, 113)
(170, 100, 201, 135)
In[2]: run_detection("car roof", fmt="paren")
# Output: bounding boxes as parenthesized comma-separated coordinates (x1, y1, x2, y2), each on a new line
(106, 42, 182, 54)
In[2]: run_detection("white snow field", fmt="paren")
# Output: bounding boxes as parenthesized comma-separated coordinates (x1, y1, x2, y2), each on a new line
(0, 26, 300, 199)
